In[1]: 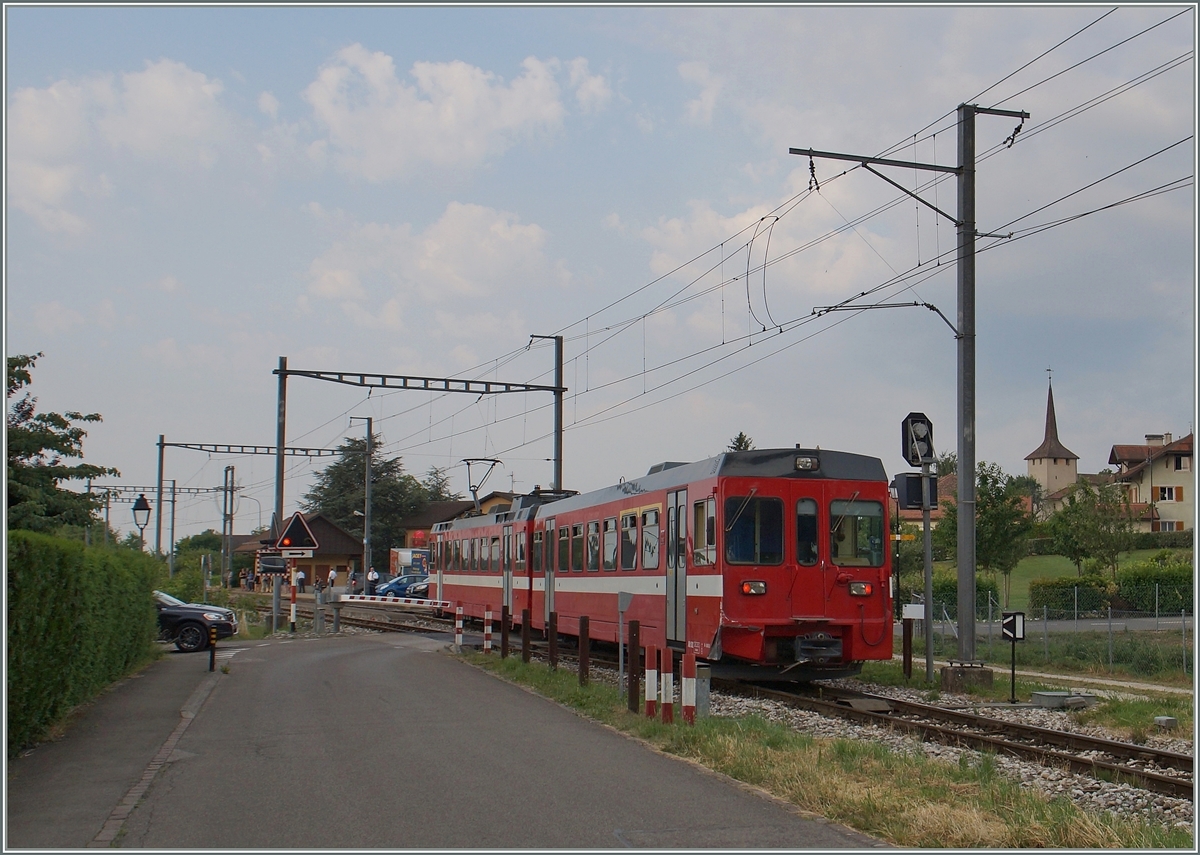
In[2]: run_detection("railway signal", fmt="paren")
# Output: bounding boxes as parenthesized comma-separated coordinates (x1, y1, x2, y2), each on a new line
(901, 412, 934, 467)
(1002, 611, 1026, 703)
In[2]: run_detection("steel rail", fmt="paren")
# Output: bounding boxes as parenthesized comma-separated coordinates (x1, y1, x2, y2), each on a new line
(720, 680, 1193, 801)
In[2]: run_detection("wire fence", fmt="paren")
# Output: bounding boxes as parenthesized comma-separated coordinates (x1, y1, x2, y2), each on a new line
(906, 584, 1193, 680)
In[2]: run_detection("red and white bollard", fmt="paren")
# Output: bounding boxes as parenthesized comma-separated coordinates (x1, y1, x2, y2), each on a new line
(682, 653, 697, 725)
(455, 605, 464, 649)
(644, 646, 658, 718)
(660, 649, 674, 724)
(483, 607, 493, 654)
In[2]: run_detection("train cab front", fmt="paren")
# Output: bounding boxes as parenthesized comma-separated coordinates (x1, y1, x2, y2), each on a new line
(712, 461, 893, 681)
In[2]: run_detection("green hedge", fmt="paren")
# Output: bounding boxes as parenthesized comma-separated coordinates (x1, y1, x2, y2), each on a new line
(1114, 556, 1193, 614)
(7, 531, 159, 757)
(1130, 529, 1193, 550)
(897, 570, 999, 618)
(1028, 575, 1114, 613)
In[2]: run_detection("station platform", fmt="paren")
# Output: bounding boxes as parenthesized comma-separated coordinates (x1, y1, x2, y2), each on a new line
(6, 631, 886, 849)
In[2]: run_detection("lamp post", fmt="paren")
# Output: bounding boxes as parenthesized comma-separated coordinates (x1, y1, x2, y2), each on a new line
(132, 494, 152, 552)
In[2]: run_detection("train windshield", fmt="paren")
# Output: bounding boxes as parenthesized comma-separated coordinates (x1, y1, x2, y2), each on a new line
(724, 496, 784, 565)
(829, 499, 885, 566)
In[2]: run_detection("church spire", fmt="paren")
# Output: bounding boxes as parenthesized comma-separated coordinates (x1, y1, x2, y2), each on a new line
(1025, 379, 1079, 461)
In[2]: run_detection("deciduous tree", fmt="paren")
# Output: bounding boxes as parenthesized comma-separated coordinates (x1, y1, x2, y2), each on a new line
(7, 353, 118, 533)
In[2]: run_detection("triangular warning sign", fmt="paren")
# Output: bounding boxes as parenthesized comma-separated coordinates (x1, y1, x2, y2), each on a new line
(276, 512, 319, 550)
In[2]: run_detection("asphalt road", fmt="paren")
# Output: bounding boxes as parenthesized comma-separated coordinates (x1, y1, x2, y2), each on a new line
(7, 632, 884, 849)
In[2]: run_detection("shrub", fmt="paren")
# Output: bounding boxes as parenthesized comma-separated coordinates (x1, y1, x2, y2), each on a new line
(7, 532, 159, 757)
(1113, 556, 1193, 614)
(898, 570, 999, 618)
(1028, 575, 1113, 614)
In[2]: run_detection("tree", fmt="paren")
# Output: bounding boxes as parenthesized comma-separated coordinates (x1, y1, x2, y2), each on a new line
(1047, 477, 1134, 578)
(935, 450, 957, 477)
(421, 466, 463, 501)
(728, 432, 755, 452)
(932, 461, 1034, 608)
(7, 353, 119, 533)
(301, 435, 428, 558)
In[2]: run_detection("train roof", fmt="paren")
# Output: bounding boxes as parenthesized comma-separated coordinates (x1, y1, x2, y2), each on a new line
(432, 448, 886, 531)
(532, 447, 887, 517)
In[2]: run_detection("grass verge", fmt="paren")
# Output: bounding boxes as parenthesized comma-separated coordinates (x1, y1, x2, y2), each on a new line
(463, 652, 1193, 848)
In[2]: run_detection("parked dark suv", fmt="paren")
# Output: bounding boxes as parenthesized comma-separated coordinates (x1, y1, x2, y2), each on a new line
(154, 590, 237, 652)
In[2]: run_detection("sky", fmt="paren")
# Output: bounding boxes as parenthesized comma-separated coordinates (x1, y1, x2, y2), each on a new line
(4, 4, 1196, 546)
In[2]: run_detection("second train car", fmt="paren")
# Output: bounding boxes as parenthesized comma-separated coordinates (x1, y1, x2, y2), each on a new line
(428, 445, 893, 679)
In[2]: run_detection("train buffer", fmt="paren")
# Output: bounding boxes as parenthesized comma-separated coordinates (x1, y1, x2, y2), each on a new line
(338, 594, 454, 610)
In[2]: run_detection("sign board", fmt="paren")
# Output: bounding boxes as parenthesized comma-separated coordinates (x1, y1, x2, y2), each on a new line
(276, 512, 319, 551)
(1001, 611, 1026, 641)
(902, 603, 925, 620)
(257, 554, 289, 575)
(281, 549, 314, 559)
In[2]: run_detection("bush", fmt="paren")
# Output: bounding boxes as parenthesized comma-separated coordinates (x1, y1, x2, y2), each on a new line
(899, 570, 999, 618)
(1130, 529, 1192, 550)
(1028, 575, 1114, 614)
(7, 532, 159, 757)
(1114, 554, 1192, 614)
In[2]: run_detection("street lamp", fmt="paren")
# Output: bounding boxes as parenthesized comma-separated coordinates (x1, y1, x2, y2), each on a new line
(132, 494, 152, 551)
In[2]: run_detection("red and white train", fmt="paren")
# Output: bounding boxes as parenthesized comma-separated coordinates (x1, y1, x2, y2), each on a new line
(427, 446, 894, 679)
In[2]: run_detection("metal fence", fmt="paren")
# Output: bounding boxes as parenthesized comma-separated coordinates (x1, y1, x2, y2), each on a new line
(908, 585, 1193, 678)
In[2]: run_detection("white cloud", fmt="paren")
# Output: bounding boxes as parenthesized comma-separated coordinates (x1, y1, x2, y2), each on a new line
(306, 201, 568, 327)
(6, 59, 229, 232)
(96, 59, 227, 164)
(31, 300, 87, 335)
(258, 91, 280, 119)
(149, 275, 182, 293)
(303, 44, 568, 180)
(567, 58, 612, 113)
(678, 61, 722, 125)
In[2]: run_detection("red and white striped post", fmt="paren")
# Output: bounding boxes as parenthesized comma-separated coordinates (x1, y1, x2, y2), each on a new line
(454, 604, 464, 649)
(288, 560, 297, 632)
(483, 607, 493, 653)
(660, 650, 674, 724)
(644, 646, 658, 718)
(682, 653, 697, 725)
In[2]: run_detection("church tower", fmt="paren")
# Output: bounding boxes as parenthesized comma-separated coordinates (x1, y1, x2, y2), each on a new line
(1025, 379, 1079, 498)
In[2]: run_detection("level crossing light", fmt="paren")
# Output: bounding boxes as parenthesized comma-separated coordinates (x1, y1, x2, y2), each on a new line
(132, 493, 152, 551)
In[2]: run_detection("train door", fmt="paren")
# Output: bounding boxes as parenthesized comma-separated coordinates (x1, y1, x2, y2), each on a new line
(790, 483, 827, 617)
(502, 525, 513, 614)
(666, 489, 688, 643)
(543, 519, 556, 624)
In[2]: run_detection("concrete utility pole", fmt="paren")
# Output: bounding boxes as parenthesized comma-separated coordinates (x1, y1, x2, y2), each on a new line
(274, 356, 287, 632)
(793, 101, 1028, 667)
(350, 416, 373, 580)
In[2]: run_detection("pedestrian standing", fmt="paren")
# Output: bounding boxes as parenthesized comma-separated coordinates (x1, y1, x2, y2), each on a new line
(328, 566, 338, 594)
(350, 570, 360, 595)
(297, 568, 306, 594)
(367, 566, 379, 596)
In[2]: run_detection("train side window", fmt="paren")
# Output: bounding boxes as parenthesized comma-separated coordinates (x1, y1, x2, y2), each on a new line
(641, 510, 659, 570)
(586, 521, 600, 571)
(571, 524, 584, 572)
(602, 517, 617, 570)
(620, 513, 638, 570)
(545, 520, 555, 574)
(829, 500, 884, 567)
(796, 498, 818, 566)
(516, 531, 526, 571)
(532, 531, 543, 575)
(490, 536, 501, 573)
(692, 498, 716, 564)
(724, 496, 784, 565)
(558, 525, 570, 574)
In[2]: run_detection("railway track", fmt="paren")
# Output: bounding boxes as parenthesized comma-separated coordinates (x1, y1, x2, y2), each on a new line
(719, 679, 1193, 801)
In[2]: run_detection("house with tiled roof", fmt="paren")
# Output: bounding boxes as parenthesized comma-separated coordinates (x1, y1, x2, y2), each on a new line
(1108, 433, 1193, 532)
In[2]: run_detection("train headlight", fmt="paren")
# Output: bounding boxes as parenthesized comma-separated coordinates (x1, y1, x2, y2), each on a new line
(848, 582, 874, 597)
(740, 580, 767, 595)
(795, 455, 819, 471)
